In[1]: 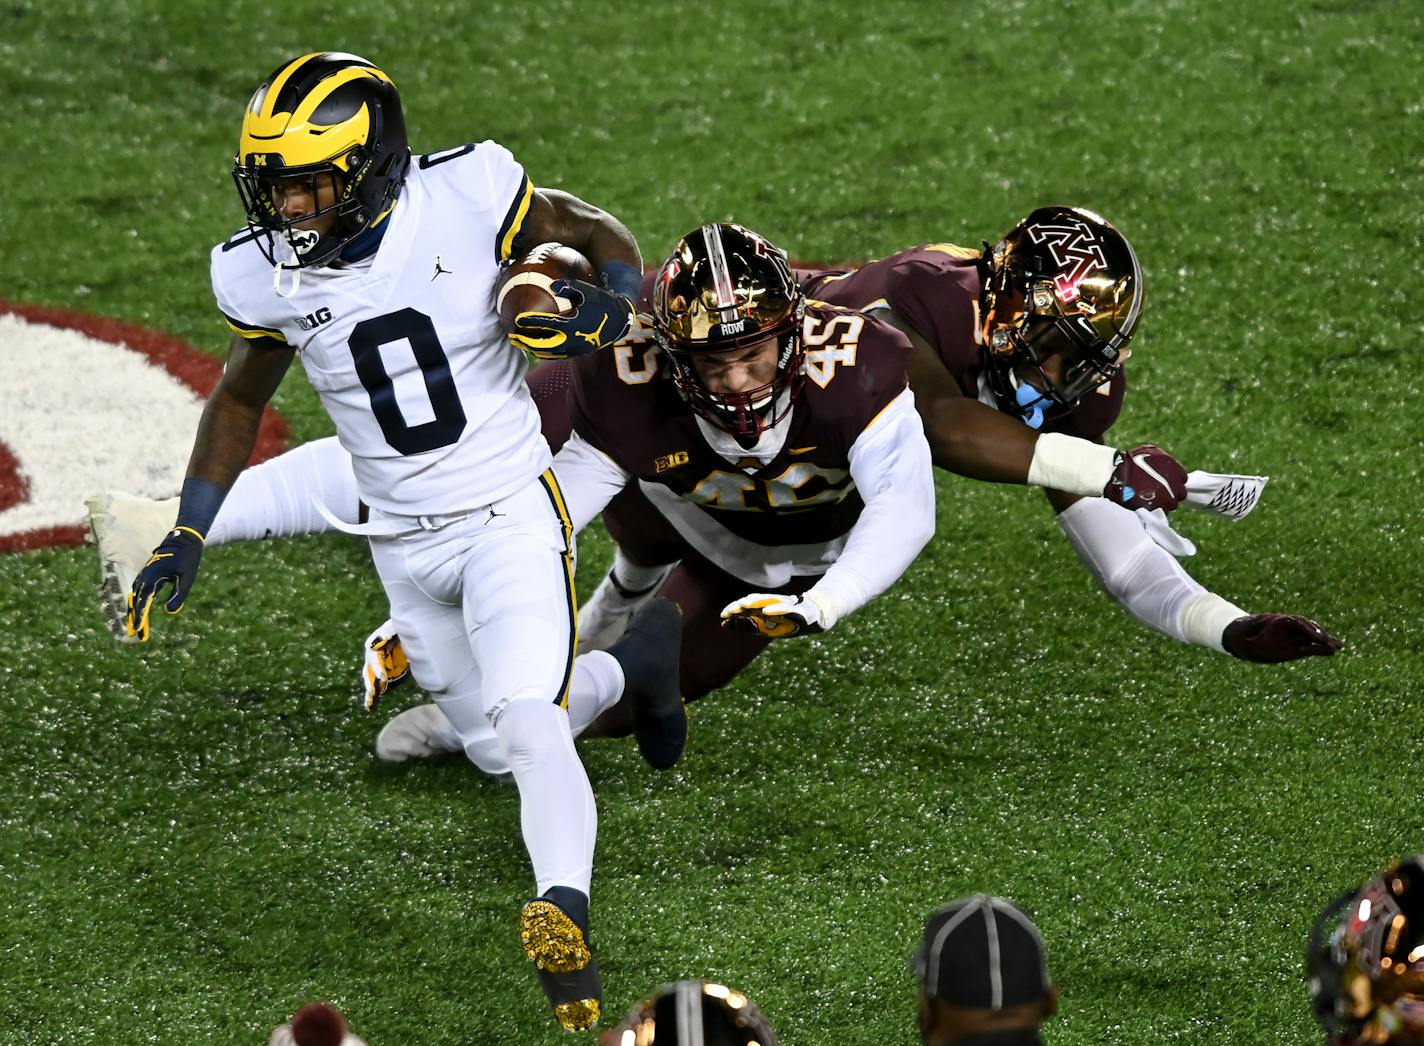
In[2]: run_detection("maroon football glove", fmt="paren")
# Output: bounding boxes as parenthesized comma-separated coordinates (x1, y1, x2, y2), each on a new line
(1222, 614, 1343, 663)
(1103, 444, 1188, 512)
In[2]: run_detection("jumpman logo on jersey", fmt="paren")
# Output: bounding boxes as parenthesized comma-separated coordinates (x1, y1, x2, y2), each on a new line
(575, 314, 607, 346)
(431, 256, 452, 281)
(484, 507, 506, 525)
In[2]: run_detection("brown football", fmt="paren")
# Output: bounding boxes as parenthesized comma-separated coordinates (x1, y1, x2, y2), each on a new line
(495, 242, 596, 332)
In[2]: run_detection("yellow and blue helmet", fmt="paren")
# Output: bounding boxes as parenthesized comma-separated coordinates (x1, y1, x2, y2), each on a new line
(231, 52, 409, 268)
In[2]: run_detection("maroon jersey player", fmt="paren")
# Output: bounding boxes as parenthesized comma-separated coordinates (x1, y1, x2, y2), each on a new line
(548, 223, 937, 706)
(575, 208, 1339, 670)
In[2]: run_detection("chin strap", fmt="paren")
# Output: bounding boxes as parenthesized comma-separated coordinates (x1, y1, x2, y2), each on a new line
(273, 260, 302, 298)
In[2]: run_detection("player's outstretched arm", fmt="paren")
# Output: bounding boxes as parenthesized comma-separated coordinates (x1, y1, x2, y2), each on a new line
(900, 314, 1187, 512)
(126, 334, 294, 642)
(508, 190, 642, 356)
(1054, 495, 1341, 662)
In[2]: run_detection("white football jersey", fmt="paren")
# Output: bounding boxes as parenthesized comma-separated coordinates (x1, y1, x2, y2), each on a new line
(210, 141, 548, 517)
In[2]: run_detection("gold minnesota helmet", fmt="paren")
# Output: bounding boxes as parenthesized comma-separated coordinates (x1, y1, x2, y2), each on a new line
(651, 223, 805, 439)
(979, 205, 1143, 427)
(1309, 856, 1424, 1044)
(605, 981, 779, 1046)
(232, 51, 410, 268)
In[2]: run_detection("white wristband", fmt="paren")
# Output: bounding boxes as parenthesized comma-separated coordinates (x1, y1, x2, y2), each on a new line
(801, 585, 847, 632)
(1181, 592, 1248, 653)
(1026, 432, 1120, 496)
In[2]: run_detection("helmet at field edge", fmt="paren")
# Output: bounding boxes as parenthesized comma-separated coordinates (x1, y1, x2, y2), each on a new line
(979, 205, 1143, 426)
(231, 51, 410, 268)
(1308, 855, 1424, 1044)
(604, 981, 780, 1046)
(651, 223, 805, 439)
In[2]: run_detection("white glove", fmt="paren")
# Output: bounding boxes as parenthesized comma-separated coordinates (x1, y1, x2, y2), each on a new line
(1185, 470, 1268, 521)
(360, 618, 409, 712)
(719, 590, 839, 639)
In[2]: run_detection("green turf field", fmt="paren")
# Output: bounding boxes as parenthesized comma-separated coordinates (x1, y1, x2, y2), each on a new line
(2, 1, 1421, 1042)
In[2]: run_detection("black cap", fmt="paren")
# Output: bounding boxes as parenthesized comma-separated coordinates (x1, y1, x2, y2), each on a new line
(910, 894, 1051, 1009)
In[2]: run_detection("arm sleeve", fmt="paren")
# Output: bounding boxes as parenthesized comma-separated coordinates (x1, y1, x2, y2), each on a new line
(806, 387, 936, 623)
(451, 141, 532, 262)
(1056, 496, 1247, 652)
(551, 430, 632, 534)
(210, 243, 287, 343)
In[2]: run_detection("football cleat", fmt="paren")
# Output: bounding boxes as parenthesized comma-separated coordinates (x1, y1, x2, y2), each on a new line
(84, 491, 178, 643)
(606, 597, 687, 770)
(576, 564, 673, 654)
(373, 703, 461, 763)
(519, 886, 602, 1032)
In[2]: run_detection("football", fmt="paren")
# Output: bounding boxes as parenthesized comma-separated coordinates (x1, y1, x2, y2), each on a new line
(495, 242, 596, 332)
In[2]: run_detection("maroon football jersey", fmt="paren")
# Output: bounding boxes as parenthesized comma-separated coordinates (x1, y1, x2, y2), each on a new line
(802, 245, 1125, 441)
(569, 303, 913, 549)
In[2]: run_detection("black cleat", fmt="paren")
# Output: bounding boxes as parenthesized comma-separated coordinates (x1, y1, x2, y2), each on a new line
(519, 886, 601, 1031)
(606, 597, 687, 770)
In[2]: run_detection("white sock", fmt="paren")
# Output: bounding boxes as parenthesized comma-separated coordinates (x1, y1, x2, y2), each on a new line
(494, 700, 597, 896)
(566, 651, 624, 736)
(609, 547, 673, 595)
(208, 436, 359, 546)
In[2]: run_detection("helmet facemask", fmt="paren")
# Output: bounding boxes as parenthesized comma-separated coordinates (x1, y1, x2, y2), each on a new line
(980, 207, 1143, 428)
(652, 223, 806, 440)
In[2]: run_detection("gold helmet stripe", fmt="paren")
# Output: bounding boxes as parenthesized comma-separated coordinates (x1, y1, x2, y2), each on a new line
(241, 57, 393, 168)
(256, 52, 393, 120)
(256, 51, 326, 119)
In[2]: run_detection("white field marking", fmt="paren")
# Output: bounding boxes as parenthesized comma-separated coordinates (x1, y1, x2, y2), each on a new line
(0, 314, 202, 538)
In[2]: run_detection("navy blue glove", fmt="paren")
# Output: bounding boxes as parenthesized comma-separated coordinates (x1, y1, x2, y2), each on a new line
(509, 279, 634, 359)
(126, 526, 205, 643)
(1103, 444, 1188, 512)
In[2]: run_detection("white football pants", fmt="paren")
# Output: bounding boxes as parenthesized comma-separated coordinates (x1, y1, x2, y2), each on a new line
(366, 469, 596, 896)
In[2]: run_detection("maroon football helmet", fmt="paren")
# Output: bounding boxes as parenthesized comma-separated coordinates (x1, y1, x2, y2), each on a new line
(651, 223, 805, 439)
(980, 206, 1143, 428)
(604, 980, 779, 1046)
(1309, 856, 1424, 1044)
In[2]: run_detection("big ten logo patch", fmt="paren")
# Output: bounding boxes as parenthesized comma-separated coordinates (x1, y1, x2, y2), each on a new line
(0, 302, 289, 552)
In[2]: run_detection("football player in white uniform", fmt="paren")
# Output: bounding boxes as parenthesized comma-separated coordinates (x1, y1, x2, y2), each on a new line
(118, 51, 658, 1032)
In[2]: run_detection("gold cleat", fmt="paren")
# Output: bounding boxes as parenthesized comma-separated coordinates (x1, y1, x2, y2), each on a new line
(520, 892, 602, 1031)
(553, 999, 600, 1032)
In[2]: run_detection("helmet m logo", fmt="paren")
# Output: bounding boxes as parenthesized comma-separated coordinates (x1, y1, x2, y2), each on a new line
(1028, 220, 1107, 303)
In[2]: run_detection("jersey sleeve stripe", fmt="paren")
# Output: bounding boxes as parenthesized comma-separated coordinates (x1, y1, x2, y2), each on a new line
(496, 173, 534, 262)
(221, 311, 288, 342)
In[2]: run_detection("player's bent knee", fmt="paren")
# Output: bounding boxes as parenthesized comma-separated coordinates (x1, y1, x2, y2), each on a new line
(493, 699, 575, 775)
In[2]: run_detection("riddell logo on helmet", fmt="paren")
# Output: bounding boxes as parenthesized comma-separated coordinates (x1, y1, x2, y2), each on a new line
(1028, 220, 1107, 304)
